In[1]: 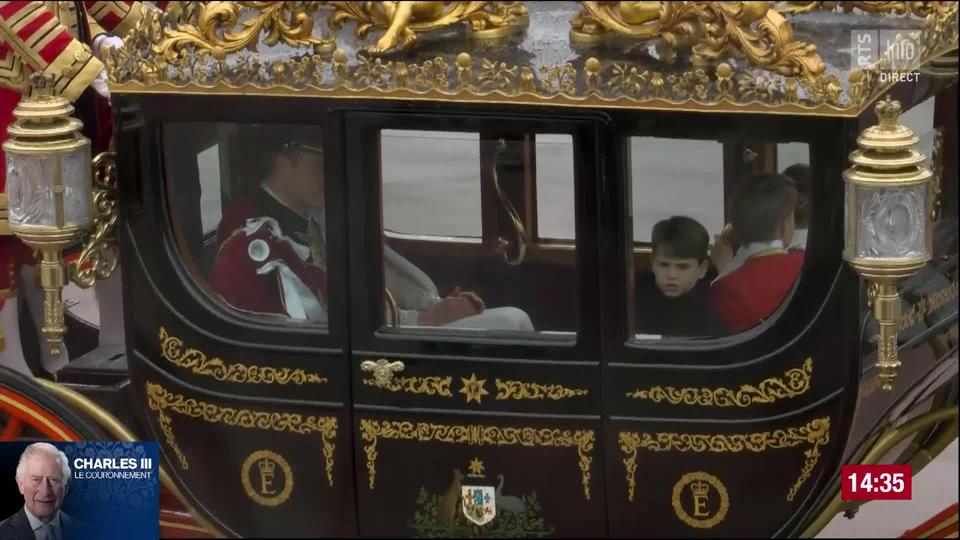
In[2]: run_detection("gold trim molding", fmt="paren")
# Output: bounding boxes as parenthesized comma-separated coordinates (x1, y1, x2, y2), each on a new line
(105, 3, 960, 118)
(361, 374, 454, 396)
(626, 358, 813, 407)
(159, 327, 327, 385)
(495, 379, 589, 400)
(619, 416, 830, 503)
(361, 371, 588, 402)
(359, 419, 595, 500)
(146, 381, 337, 486)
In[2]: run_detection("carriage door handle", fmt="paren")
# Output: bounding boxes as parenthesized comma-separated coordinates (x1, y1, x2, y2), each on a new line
(360, 359, 405, 387)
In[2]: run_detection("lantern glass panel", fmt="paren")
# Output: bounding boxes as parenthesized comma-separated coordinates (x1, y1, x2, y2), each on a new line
(61, 146, 93, 227)
(855, 183, 929, 259)
(5, 147, 91, 228)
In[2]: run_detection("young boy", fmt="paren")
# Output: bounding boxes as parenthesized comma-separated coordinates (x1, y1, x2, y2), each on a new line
(636, 216, 727, 338)
(711, 173, 805, 333)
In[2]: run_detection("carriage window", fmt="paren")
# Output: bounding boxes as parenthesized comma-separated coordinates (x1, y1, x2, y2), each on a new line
(378, 131, 578, 337)
(164, 122, 330, 328)
(631, 138, 725, 243)
(535, 134, 576, 240)
(382, 130, 482, 238)
(629, 138, 810, 340)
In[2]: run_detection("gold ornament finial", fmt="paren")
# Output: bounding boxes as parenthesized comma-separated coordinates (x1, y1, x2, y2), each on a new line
(875, 95, 902, 128)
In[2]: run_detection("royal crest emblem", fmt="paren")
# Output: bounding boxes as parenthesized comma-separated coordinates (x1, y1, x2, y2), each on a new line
(461, 485, 496, 526)
(410, 458, 552, 537)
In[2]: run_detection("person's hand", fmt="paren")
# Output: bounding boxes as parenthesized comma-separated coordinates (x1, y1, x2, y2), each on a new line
(710, 223, 734, 271)
(449, 286, 485, 313)
(92, 34, 124, 59)
(418, 291, 482, 326)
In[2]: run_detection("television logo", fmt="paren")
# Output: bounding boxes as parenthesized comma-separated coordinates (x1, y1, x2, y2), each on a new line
(850, 29, 922, 69)
(72, 456, 155, 479)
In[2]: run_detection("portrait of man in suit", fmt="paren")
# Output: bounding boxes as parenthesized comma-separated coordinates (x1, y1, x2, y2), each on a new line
(0, 442, 84, 540)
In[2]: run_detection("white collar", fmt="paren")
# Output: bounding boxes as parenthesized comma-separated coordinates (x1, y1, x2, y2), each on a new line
(789, 229, 808, 250)
(739, 239, 785, 258)
(23, 505, 62, 531)
(713, 239, 786, 282)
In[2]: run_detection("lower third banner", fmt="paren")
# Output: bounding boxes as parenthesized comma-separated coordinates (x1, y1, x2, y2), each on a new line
(0, 440, 159, 540)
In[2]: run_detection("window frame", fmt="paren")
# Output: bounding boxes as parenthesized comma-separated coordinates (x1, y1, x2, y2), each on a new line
(345, 109, 604, 359)
(600, 109, 850, 367)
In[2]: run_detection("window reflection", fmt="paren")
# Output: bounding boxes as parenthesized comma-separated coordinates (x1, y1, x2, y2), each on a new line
(378, 131, 577, 336)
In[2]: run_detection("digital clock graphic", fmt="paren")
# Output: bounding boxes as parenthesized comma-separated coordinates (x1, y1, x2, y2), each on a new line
(842, 464, 913, 501)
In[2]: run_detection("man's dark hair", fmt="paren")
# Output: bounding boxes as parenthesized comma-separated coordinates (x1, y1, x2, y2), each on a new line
(229, 124, 323, 196)
(781, 163, 810, 227)
(651, 216, 710, 262)
(732, 173, 798, 245)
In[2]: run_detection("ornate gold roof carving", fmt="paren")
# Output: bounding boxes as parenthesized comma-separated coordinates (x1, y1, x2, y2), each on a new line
(105, 1, 959, 117)
(779, 1, 954, 16)
(571, 2, 825, 84)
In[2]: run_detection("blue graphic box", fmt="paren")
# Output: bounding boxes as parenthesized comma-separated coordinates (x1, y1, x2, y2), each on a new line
(0, 441, 159, 540)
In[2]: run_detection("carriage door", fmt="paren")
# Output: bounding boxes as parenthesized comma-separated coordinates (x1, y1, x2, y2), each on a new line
(120, 109, 356, 537)
(600, 114, 854, 536)
(344, 111, 605, 536)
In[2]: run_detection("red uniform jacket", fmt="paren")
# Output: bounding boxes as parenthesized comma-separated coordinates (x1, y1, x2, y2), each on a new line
(209, 200, 328, 321)
(711, 250, 804, 334)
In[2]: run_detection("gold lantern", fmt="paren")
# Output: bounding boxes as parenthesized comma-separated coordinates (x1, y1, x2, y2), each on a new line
(3, 73, 94, 357)
(843, 96, 934, 392)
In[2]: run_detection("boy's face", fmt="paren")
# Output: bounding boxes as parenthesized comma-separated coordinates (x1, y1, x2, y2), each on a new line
(652, 254, 708, 298)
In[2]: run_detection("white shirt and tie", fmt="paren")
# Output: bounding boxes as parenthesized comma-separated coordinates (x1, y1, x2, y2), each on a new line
(23, 506, 62, 540)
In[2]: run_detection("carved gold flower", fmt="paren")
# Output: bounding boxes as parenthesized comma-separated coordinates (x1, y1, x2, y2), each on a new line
(460, 373, 489, 404)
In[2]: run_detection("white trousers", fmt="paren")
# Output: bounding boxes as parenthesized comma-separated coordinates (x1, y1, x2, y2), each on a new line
(442, 307, 534, 332)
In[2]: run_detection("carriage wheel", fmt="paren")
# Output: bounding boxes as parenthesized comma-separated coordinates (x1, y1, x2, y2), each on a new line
(0, 368, 104, 442)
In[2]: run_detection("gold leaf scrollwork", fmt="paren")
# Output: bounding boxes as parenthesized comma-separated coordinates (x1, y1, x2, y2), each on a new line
(70, 152, 119, 289)
(107, 3, 959, 117)
(359, 420, 595, 500)
(362, 375, 454, 397)
(154, 1, 335, 61)
(619, 416, 830, 503)
(572, 2, 826, 84)
(327, 1, 523, 56)
(158, 327, 327, 385)
(779, 1, 953, 17)
(626, 358, 813, 407)
(146, 382, 338, 486)
(495, 379, 589, 401)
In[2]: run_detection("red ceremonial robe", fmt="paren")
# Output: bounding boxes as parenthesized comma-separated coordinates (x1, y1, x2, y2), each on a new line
(209, 200, 328, 320)
(711, 250, 804, 334)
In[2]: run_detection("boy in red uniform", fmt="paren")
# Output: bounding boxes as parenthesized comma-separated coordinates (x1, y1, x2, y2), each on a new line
(711, 174, 805, 333)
